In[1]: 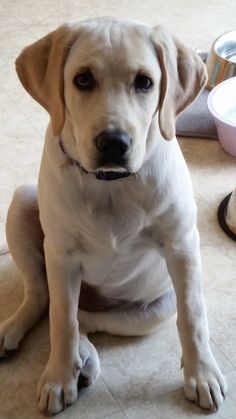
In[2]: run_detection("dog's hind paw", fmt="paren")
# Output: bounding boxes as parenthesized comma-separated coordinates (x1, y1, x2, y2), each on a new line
(79, 334, 101, 387)
(0, 318, 22, 357)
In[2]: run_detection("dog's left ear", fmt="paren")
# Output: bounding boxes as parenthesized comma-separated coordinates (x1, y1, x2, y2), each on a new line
(15, 25, 78, 136)
(151, 26, 207, 141)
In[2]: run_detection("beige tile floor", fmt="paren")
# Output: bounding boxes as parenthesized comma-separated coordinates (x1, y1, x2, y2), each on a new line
(0, 1, 236, 418)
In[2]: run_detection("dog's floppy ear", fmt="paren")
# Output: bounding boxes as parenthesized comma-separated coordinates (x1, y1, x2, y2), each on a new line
(151, 26, 207, 141)
(15, 25, 78, 136)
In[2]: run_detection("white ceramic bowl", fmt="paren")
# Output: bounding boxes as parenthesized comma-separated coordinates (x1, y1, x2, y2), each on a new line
(208, 76, 236, 157)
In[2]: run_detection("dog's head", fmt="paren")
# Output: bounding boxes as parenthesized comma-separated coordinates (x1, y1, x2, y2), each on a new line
(15, 17, 207, 174)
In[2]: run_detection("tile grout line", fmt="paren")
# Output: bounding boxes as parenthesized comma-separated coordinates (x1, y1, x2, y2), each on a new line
(101, 372, 188, 414)
(0, 1, 38, 39)
(100, 375, 126, 413)
(99, 409, 129, 419)
(211, 337, 236, 372)
(0, 0, 82, 39)
(122, 387, 186, 416)
(0, 3, 49, 140)
(1, 85, 45, 140)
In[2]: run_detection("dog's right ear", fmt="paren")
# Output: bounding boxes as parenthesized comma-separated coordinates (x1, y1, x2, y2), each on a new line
(15, 25, 78, 136)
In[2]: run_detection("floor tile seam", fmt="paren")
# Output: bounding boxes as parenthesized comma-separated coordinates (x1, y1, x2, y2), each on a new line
(101, 371, 185, 412)
(100, 375, 125, 413)
(1, 86, 45, 140)
(211, 338, 236, 371)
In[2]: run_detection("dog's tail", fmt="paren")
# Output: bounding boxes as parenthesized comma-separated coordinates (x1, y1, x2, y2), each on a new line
(0, 242, 9, 256)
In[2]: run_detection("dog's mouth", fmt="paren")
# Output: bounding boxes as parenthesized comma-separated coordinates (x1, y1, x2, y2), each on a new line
(79, 162, 131, 181)
(59, 138, 131, 181)
(93, 163, 131, 181)
(94, 170, 131, 181)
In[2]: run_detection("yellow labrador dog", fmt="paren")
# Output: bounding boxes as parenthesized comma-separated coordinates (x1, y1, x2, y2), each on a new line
(1, 17, 227, 415)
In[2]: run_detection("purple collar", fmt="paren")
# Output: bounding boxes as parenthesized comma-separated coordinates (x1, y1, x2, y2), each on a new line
(59, 137, 131, 181)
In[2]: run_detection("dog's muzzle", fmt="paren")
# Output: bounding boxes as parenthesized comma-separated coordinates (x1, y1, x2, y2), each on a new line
(59, 137, 132, 181)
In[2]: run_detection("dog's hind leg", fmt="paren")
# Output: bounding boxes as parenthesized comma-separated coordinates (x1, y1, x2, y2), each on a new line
(0, 184, 48, 356)
(78, 289, 176, 336)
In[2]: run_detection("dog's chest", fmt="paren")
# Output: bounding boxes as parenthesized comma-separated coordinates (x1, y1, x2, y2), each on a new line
(39, 158, 172, 298)
(72, 188, 154, 251)
(71, 197, 162, 292)
(65, 177, 160, 260)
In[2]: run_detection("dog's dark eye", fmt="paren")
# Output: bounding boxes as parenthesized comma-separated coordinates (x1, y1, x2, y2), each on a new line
(74, 70, 95, 90)
(134, 74, 153, 92)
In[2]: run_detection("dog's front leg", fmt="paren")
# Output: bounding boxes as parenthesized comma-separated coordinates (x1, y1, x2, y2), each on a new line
(38, 240, 81, 415)
(164, 227, 227, 412)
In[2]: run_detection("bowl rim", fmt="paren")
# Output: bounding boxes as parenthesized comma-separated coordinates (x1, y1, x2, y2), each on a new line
(212, 29, 236, 65)
(207, 77, 236, 127)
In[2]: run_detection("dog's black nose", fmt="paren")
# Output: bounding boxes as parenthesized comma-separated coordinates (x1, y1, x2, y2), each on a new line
(95, 129, 131, 159)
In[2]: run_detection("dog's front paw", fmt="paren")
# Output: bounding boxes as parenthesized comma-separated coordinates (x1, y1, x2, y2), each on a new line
(38, 356, 82, 415)
(183, 352, 228, 412)
(0, 318, 23, 356)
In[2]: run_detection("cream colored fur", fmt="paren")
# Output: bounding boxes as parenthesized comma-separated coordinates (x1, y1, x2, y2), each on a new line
(0, 17, 227, 415)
